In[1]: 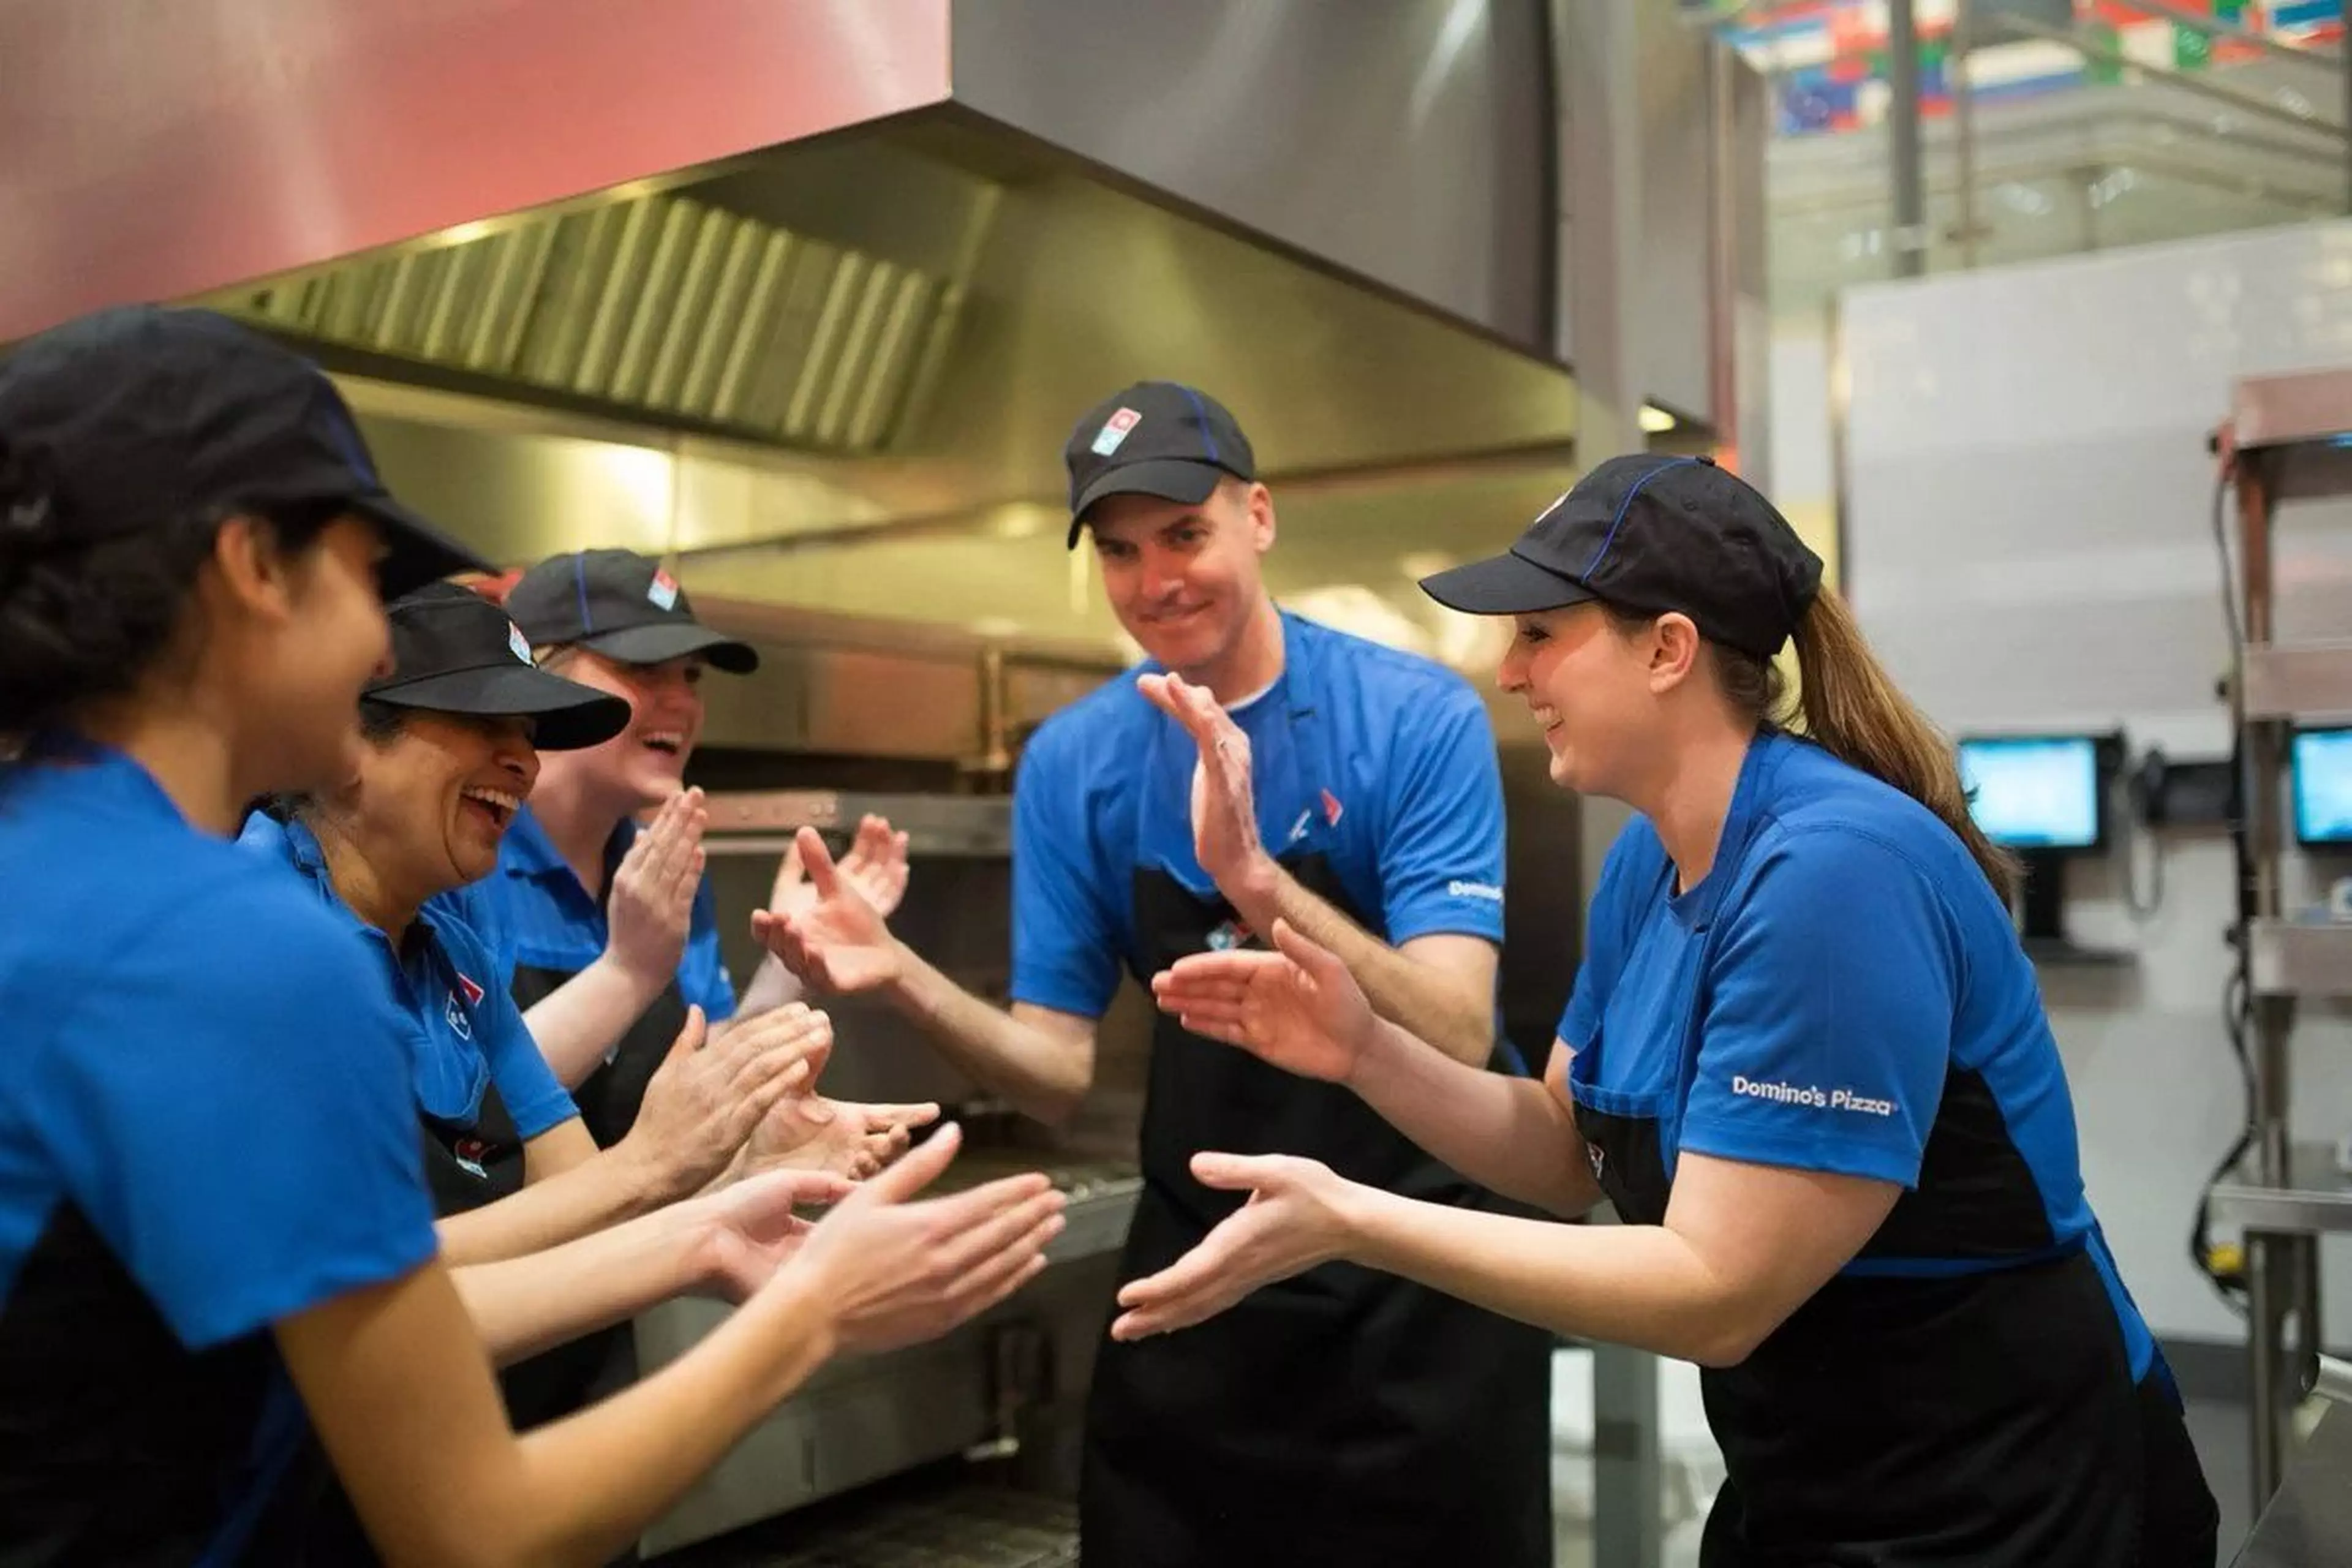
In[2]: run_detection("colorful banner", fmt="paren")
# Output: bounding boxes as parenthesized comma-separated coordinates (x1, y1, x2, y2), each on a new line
(1717, 1, 2346, 137)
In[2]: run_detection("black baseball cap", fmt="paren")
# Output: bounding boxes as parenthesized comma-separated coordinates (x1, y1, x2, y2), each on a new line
(1063, 381, 1257, 547)
(503, 548, 758, 674)
(1418, 454, 1825, 660)
(0, 304, 486, 597)
(366, 582, 631, 751)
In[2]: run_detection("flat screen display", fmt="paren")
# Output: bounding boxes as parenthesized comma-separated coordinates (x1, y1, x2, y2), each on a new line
(2293, 728, 2352, 847)
(1957, 735, 2102, 851)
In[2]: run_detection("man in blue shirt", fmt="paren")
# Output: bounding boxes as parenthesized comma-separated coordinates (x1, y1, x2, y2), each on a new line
(758, 383, 1553, 1568)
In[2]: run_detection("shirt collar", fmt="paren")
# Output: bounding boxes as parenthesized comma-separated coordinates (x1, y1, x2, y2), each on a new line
(236, 809, 449, 966)
(501, 801, 637, 900)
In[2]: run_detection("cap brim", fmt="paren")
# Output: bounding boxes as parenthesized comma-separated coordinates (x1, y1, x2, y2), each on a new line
(581, 620, 760, 674)
(367, 665, 633, 751)
(1417, 551, 1599, 616)
(351, 492, 496, 598)
(1066, 459, 1229, 548)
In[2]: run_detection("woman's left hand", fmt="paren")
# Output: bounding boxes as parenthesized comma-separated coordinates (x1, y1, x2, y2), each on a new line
(695, 1167, 857, 1302)
(1109, 1153, 1362, 1341)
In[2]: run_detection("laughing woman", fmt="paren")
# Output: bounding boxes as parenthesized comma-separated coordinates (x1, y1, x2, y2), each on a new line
(1130, 456, 2218, 1568)
(241, 582, 936, 1267)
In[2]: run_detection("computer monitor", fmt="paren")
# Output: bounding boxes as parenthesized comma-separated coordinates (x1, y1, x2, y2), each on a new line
(2292, 727, 2352, 848)
(1956, 734, 2107, 853)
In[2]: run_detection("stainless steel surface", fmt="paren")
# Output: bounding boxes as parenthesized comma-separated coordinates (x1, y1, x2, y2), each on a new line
(703, 791, 1013, 858)
(0, 0, 956, 343)
(946, 0, 1554, 356)
(2238, 642, 2352, 721)
(2317, 1355, 2352, 1407)
(2247, 919, 2352, 997)
(2209, 1145, 2352, 1237)
(1888, 0, 1928, 279)
(636, 1163, 1136, 1556)
(670, 1478, 1080, 1568)
(2230, 1404, 2352, 1568)
(1951, 0, 1981, 270)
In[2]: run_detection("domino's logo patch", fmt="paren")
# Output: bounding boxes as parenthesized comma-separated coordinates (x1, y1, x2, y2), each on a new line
(507, 622, 533, 664)
(1091, 407, 1142, 456)
(647, 569, 680, 611)
(444, 990, 473, 1041)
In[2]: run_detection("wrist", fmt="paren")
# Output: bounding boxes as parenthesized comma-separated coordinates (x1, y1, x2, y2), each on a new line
(1327, 1180, 1391, 1270)
(747, 1264, 843, 1378)
(1223, 851, 1281, 928)
(1343, 1016, 1404, 1095)
(613, 1129, 691, 1208)
(600, 949, 673, 1011)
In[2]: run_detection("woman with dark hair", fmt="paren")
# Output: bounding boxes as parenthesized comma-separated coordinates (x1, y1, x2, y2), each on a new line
(0, 304, 1065, 1566)
(1131, 454, 2219, 1567)
(241, 582, 931, 1269)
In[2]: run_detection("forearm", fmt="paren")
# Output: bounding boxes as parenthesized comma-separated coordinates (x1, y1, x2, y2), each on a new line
(1348, 1021, 1602, 1215)
(1228, 867, 1491, 1066)
(500, 1277, 837, 1562)
(1344, 1191, 1757, 1366)
(710, 952, 806, 1043)
(453, 1207, 709, 1366)
(886, 952, 1091, 1125)
(436, 1148, 665, 1268)
(521, 956, 666, 1089)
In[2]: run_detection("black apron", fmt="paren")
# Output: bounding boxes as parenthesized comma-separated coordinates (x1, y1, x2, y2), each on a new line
(492, 960, 689, 1443)
(1079, 821, 1551, 1561)
(1571, 1092, 2219, 1568)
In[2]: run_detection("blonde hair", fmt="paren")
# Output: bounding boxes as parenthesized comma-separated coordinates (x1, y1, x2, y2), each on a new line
(1618, 589, 2020, 900)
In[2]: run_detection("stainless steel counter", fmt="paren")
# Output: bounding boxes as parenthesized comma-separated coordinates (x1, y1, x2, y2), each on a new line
(2231, 1404, 2352, 1568)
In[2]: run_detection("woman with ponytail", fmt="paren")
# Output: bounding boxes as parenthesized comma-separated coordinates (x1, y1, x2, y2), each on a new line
(1128, 454, 2215, 1566)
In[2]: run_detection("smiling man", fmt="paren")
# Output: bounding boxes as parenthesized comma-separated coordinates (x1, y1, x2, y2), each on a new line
(757, 382, 1553, 1568)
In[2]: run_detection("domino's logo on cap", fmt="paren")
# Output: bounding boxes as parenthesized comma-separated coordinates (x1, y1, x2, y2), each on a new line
(507, 621, 533, 665)
(647, 568, 680, 611)
(1091, 407, 1142, 457)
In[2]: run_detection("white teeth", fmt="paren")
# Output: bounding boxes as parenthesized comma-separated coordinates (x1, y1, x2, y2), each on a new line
(643, 730, 685, 749)
(461, 786, 520, 814)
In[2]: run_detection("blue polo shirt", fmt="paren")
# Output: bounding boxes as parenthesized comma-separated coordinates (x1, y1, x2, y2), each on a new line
(236, 813, 579, 1141)
(1011, 609, 1507, 1018)
(0, 745, 438, 1560)
(432, 803, 737, 1022)
(1562, 728, 2156, 1377)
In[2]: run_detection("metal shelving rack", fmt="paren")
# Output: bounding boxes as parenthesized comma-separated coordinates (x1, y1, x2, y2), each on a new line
(2206, 366, 2352, 1510)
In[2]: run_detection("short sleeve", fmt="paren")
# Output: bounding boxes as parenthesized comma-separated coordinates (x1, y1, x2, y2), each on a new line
(440, 916, 578, 1141)
(677, 885, 739, 1023)
(29, 882, 438, 1348)
(1009, 726, 1123, 1019)
(1376, 682, 1508, 946)
(1676, 829, 1958, 1188)
(1557, 820, 1667, 1048)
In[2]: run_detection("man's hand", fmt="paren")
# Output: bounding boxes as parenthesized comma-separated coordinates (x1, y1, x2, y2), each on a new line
(753, 827, 910, 996)
(692, 1167, 857, 1303)
(771, 813, 911, 921)
(606, 788, 706, 991)
(1137, 672, 1277, 910)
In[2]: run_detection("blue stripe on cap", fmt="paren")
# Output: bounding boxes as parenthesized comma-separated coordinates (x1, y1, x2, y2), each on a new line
(1581, 456, 1700, 579)
(573, 554, 592, 634)
(1178, 385, 1221, 465)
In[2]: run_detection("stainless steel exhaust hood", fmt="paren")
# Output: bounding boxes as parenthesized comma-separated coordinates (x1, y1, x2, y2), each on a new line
(3, 0, 1709, 662)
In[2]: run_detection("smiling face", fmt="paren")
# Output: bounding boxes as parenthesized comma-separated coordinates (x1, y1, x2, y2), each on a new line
(533, 647, 705, 812)
(1493, 603, 1696, 799)
(347, 709, 540, 895)
(1087, 479, 1274, 679)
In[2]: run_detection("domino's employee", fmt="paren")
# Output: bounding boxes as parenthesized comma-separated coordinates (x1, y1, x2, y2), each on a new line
(239, 583, 831, 1249)
(1134, 454, 2222, 1567)
(0, 304, 1065, 1567)
(759, 383, 1553, 1568)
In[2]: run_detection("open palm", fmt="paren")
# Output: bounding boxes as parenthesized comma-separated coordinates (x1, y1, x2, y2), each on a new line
(753, 826, 906, 995)
(1148, 919, 1376, 1084)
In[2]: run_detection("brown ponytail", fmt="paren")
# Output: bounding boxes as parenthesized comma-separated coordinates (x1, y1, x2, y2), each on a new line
(1615, 589, 2019, 900)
